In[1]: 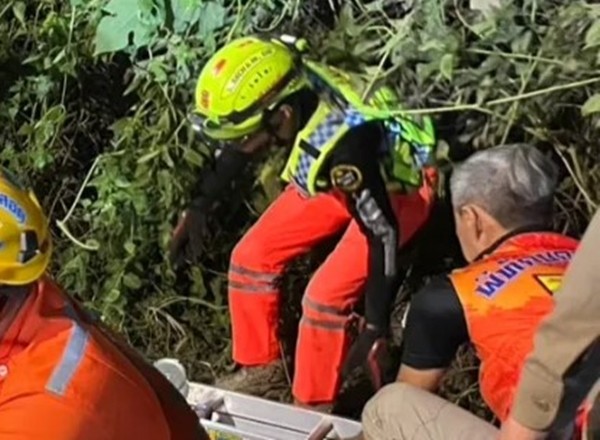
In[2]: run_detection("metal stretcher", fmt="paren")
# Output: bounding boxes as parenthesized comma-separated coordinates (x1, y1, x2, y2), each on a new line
(154, 358, 363, 440)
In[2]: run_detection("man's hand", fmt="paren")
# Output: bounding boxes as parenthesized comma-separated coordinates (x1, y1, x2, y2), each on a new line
(498, 416, 547, 440)
(169, 204, 208, 268)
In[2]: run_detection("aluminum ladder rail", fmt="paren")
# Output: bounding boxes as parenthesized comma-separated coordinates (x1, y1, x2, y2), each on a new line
(154, 358, 363, 440)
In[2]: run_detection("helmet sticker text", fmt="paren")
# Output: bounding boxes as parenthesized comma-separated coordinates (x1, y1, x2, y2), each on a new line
(0, 194, 27, 224)
(225, 48, 275, 94)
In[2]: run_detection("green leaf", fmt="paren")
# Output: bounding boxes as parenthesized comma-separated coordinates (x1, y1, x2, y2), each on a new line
(581, 94, 600, 116)
(123, 273, 143, 289)
(511, 30, 532, 53)
(94, 0, 159, 55)
(209, 276, 225, 305)
(51, 48, 67, 65)
(190, 267, 207, 298)
(105, 288, 121, 304)
(171, 0, 202, 33)
(137, 148, 162, 164)
(419, 39, 446, 54)
(114, 177, 131, 188)
(470, 18, 496, 38)
(585, 20, 600, 49)
(85, 239, 100, 249)
(197, 2, 227, 38)
(416, 61, 439, 83)
(183, 148, 205, 168)
(124, 241, 136, 255)
(439, 53, 454, 80)
(148, 59, 168, 83)
(435, 140, 451, 162)
(12, 2, 26, 28)
(354, 40, 381, 57)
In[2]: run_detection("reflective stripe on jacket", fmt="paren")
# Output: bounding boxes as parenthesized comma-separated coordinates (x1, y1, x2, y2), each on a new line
(0, 277, 206, 440)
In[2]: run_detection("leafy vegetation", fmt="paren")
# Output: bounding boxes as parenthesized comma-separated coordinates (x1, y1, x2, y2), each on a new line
(1, 0, 599, 420)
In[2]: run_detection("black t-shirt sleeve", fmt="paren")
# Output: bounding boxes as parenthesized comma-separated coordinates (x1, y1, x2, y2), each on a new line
(327, 122, 398, 332)
(189, 147, 252, 208)
(401, 275, 469, 369)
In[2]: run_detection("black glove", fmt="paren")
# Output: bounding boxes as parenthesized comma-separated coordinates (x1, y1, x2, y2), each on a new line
(342, 326, 384, 378)
(169, 200, 208, 268)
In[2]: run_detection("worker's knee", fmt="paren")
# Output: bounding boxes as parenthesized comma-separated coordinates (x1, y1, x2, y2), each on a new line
(302, 284, 352, 321)
(361, 383, 415, 440)
(230, 229, 271, 269)
(228, 230, 283, 301)
(363, 382, 409, 420)
(303, 268, 361, 316)
(304, 278, 336, 308)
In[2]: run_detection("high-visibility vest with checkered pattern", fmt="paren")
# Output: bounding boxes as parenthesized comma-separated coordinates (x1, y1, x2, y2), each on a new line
(280, 61, 437, 196)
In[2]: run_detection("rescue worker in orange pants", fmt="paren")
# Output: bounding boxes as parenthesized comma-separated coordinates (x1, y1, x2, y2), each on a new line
(0, 167, 208, 439)
(169, 35, 438, 409)
(362, 144, 593, 439)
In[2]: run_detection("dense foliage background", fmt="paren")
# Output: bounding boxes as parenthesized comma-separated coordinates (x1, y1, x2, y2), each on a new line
(1, 0, 599, 420)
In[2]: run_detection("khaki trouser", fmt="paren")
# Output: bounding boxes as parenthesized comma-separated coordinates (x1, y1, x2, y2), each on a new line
(361, 382, 600, 440)
(362, 383, 498, 440)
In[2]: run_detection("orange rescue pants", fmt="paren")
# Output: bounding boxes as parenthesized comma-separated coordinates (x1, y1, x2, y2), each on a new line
(228, 169, 437, 404)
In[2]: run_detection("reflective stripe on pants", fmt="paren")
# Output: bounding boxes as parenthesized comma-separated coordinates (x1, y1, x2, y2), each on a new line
(229, 185, 353, 366)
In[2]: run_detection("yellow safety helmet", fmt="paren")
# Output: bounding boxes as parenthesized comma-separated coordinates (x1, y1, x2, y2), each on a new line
(191, 35, 308, 142)
(0, 167, 52, 285)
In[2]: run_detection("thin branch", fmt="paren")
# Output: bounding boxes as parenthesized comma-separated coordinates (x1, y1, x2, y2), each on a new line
(466, 48, 567, 67)
(500, 49, 541, 144)
(554, 146, 597, 213)
(59, 154, 100, 224)
(393, 76, 600, 115)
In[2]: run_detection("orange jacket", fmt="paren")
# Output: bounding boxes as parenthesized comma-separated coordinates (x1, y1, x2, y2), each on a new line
(0, 277, 208, 440)
(449, 232, 579, 422)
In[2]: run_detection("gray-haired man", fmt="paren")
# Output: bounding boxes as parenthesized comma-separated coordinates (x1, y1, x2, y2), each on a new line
(361, 144, 589, 439)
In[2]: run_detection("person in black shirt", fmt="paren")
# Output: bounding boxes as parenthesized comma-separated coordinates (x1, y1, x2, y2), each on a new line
(362, 144, 584, 439)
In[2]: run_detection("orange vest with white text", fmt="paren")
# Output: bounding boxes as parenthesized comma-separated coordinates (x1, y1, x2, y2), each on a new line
(449, 232, 579, 421)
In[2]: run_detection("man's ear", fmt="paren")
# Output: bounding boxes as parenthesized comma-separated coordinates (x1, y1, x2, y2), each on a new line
(265, 104, 291, 128)
(278, 104, 295, 126)
(460, 204, 484, 237)
(470, 205, 486, 240)
(458, 204, 475, 225)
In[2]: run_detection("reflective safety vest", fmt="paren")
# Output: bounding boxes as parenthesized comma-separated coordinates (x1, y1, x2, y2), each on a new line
(280, 60, 437, 196)
(449, 232, 579, 422)
(0, 277, 206, 440)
